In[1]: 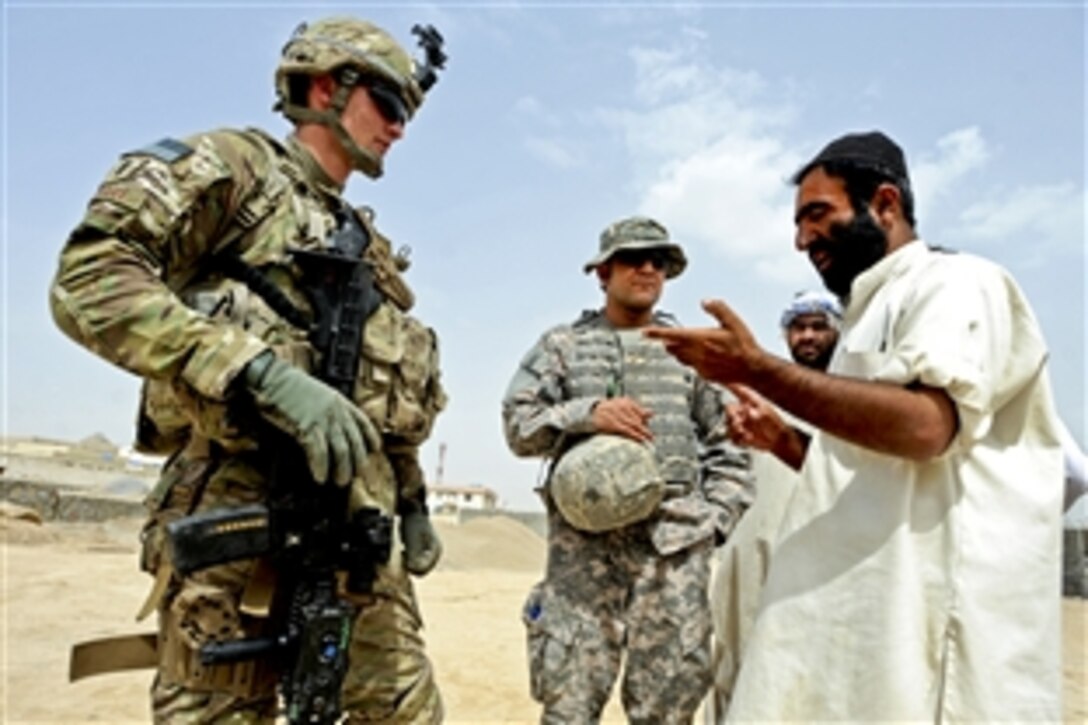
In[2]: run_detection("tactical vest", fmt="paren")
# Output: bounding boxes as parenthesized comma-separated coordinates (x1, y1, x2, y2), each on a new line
(135, 129, 446, 510)
(564, 311, 699, 484)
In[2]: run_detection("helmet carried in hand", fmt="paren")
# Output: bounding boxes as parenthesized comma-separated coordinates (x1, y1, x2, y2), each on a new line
(550, 434, 665, 533)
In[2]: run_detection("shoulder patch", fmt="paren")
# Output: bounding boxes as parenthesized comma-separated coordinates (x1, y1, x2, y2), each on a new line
(126, 137, 194, 164)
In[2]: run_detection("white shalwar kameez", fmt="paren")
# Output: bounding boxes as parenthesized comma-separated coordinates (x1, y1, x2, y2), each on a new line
(726, 240, 1063, 723)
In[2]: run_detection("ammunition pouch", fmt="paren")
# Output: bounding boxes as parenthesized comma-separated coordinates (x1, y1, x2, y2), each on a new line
(357, 304, 447, 447)
(363, 224, 415, 312)
(165, 501, 393, 595)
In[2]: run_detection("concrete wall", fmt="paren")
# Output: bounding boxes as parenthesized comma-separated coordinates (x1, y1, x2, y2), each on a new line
(1, 472, 548, 536)
(0, 474, 549, 538)
(0, 478, 144, 523)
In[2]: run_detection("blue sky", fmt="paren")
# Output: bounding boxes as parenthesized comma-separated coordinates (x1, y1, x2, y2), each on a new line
(3, 1, 1084, 511)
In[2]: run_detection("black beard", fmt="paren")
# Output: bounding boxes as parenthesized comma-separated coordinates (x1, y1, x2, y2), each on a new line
(792, 343, 836, 372)
(810, 211, 888, 297)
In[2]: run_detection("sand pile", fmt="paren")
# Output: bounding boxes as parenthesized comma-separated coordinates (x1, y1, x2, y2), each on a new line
(435, 515, 545, 573)
(0, 500, 58, 545)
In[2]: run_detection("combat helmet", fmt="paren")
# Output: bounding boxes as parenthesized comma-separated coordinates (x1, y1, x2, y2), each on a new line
(275, 17, 446, 178)
(550, 434, 666, 533)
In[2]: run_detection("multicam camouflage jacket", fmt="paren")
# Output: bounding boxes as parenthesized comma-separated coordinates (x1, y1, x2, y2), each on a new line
(502, 309, 753, 554)
(49, 127, 446, 515)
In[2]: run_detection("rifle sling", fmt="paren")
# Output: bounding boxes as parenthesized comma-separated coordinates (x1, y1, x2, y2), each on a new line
(135, 559, 175, 622)
(69, 633, 158, 681)
(219, 254, 310, 332)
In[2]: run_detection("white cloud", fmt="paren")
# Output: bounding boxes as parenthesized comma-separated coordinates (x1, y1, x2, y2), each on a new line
(909, 128, 1084, 262)
(523, 135, 582, 169)
(513, 95, 562, 127)
(595, 40, 808, 284)
(952, 183, 1085, 261)
(753, 254, 814, 285)
(610, 46, 783, 165)
(590, 43, 1082, 289)
(911, 126, 990, 218)
(641, 134, 799, 258)
(629, 47, 704, 103)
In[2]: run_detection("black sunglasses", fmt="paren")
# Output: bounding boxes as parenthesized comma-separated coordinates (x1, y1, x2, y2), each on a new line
(612, 249, 669, 271)
(365, 84, 409, 126)
(336, 67, 408, 126)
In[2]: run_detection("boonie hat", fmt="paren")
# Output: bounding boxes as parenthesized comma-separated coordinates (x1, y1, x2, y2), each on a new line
(583, 216, 687, 279)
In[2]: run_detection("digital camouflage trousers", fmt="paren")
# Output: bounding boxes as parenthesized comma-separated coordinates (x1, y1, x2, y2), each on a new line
(523, 506, 713, 725)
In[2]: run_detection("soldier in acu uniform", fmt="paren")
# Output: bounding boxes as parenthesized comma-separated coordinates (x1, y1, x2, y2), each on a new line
(51, 16, 447, 724)
(501, 217, 753, 724)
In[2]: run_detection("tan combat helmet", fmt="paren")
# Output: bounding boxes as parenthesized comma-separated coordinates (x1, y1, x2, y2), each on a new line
(550, 434, 666, 533)
(275, 17, 446, 178)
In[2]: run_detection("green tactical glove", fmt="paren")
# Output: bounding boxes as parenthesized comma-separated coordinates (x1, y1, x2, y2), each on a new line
(400, 511, 442, 576)
(244, 351, 381, 486)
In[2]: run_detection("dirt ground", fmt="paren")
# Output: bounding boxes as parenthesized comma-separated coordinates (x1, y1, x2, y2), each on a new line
(0, 514, 1084, 723)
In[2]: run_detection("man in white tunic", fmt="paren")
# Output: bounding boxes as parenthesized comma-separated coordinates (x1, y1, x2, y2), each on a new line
(707, 291, 841, 718)
(649, 130, 1063, 721)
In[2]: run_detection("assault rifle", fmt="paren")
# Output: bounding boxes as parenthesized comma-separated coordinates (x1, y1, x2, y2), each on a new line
(166, 201, 391, 724)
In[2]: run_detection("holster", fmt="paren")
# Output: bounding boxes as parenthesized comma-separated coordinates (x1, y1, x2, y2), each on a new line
(156, 606, 278, 697)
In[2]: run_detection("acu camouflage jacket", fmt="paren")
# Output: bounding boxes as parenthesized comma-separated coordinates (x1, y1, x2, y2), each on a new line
(502, 309, 753, 555)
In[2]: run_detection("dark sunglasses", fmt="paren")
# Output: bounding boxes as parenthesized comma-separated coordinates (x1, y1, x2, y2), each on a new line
(336, 67, 408, 126)
(612, 249, 669, 271)
(365, 84, 409, 126)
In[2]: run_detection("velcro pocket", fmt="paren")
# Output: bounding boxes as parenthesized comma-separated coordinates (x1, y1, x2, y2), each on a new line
(357, 303, 446, 443)
(387, 318, 443, 443)
(361, 303, 404, 364)
(355, 304, 400, 426)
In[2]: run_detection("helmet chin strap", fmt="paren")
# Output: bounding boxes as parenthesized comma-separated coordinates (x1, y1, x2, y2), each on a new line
(329, 117, 383, 179)
(279, 84, 384, 179)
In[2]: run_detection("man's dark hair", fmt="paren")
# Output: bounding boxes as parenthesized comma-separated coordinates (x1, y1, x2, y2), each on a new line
(791, 131, 918, 228)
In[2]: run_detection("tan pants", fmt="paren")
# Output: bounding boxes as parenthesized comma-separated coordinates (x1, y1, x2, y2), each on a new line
(147, 450, 442, 724)
(151, 564, 441, 724)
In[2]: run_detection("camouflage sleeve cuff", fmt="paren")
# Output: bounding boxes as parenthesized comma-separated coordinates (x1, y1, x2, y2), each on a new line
(704, 479, 753, 544)
(712, 502, 743, 545)
(180, 332, 271, 400)
(502, 395, 603, 458)
(386, 446, 428, 515)
(566, 396, 602, 434)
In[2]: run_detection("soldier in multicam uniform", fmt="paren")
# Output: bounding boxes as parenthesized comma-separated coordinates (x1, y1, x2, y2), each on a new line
(50, 16, 447, 723)
(501, 217, 753, 724)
